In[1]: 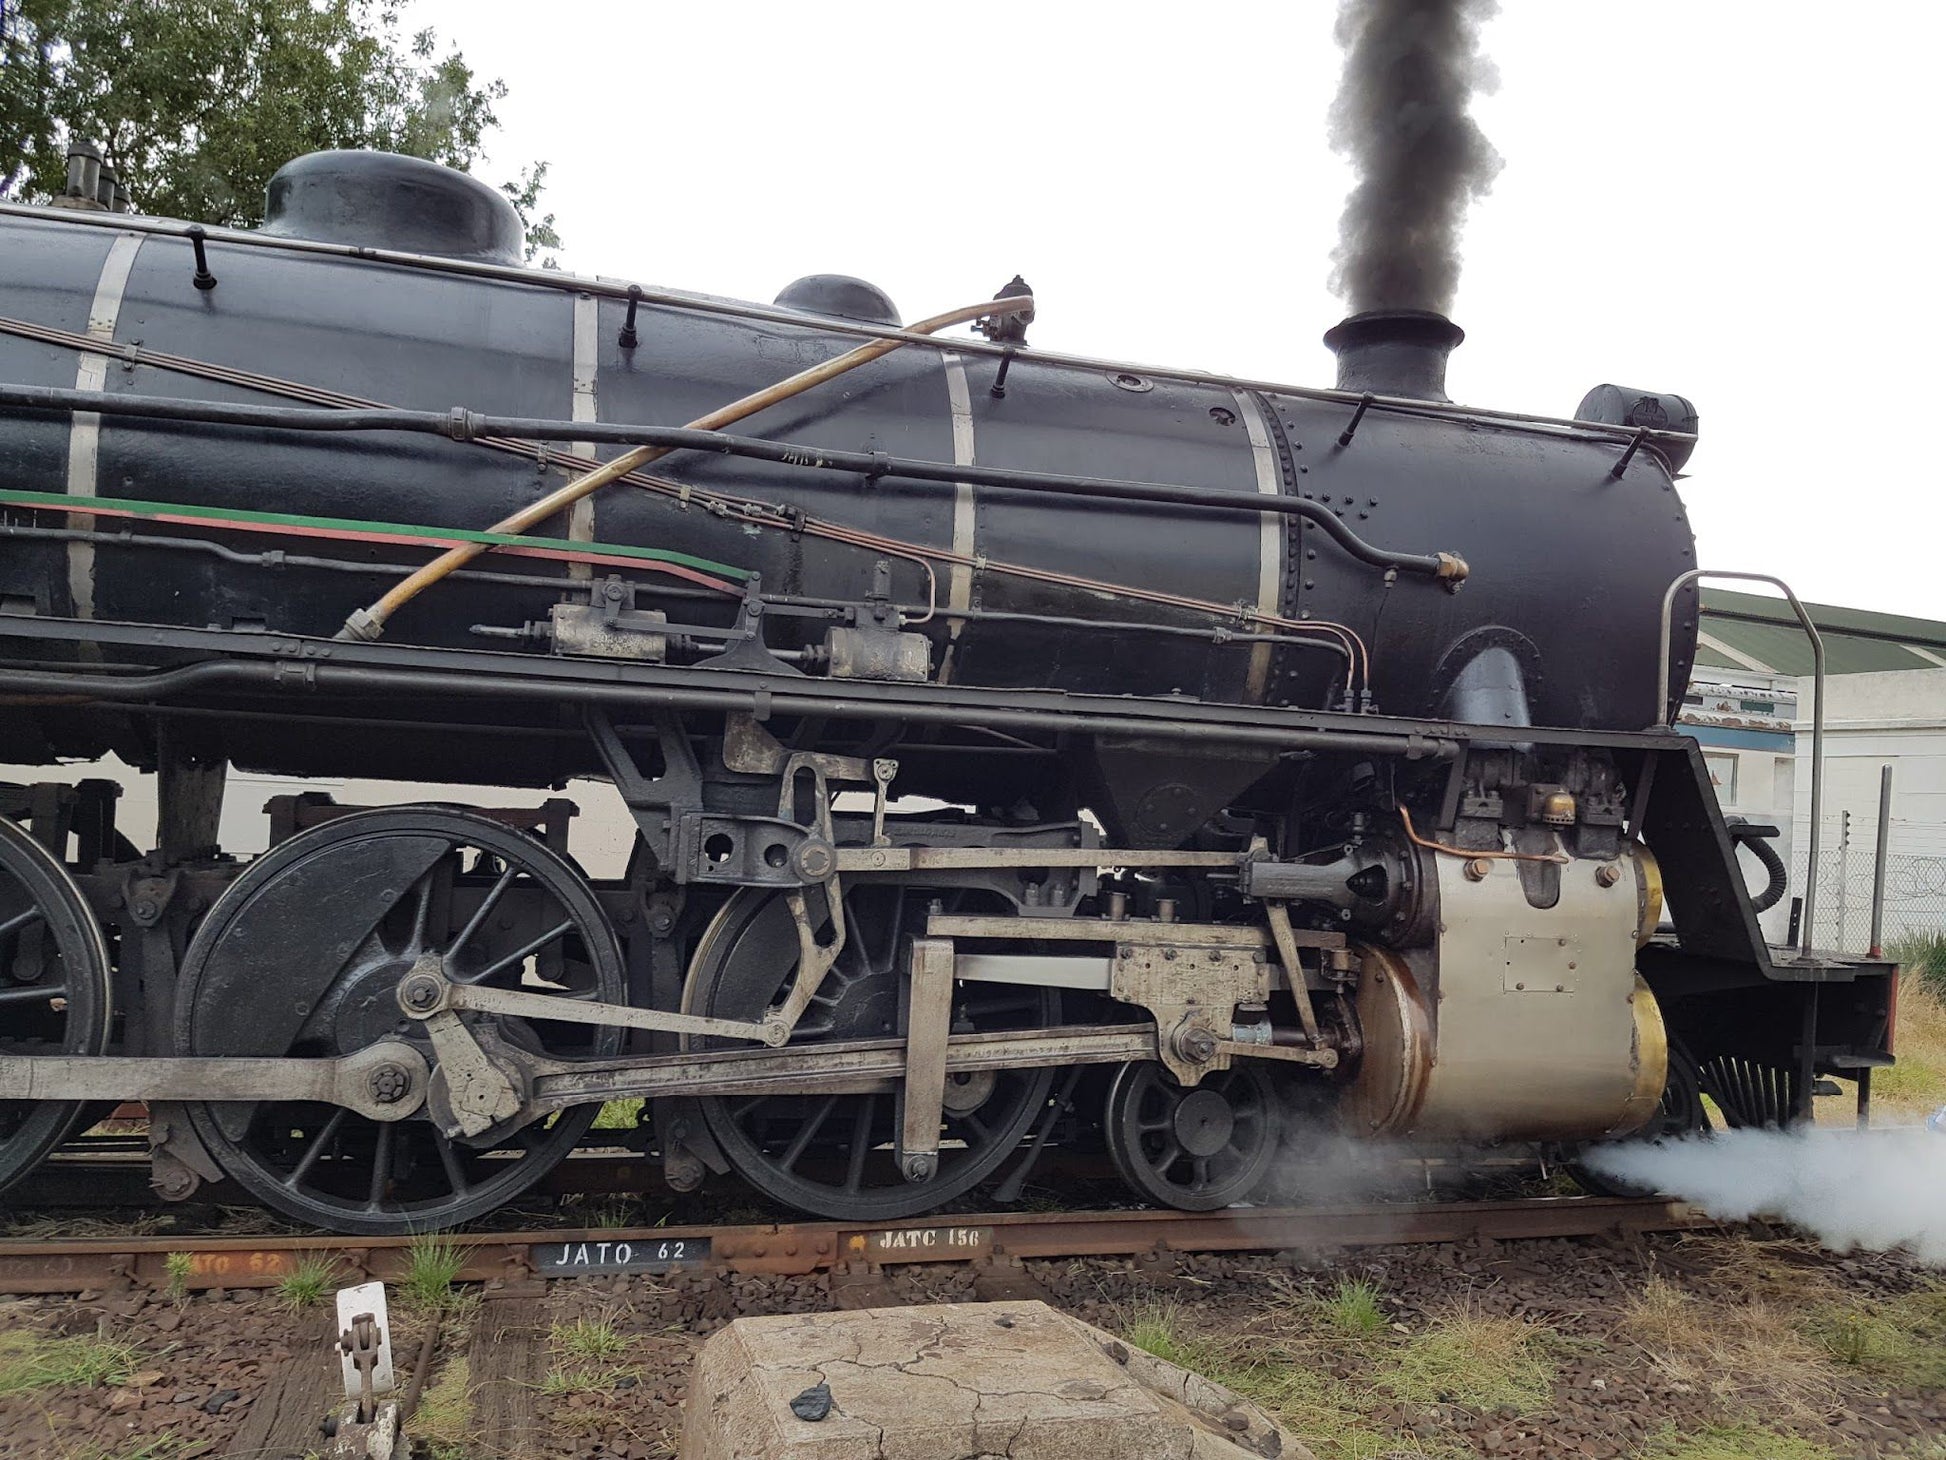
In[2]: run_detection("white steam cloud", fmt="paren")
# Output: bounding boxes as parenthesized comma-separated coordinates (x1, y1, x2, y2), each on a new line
(1583, 1128, 1946, 1265)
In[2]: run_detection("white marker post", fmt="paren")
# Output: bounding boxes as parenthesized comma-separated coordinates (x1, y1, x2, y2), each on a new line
(334, 1281, 397, 1414)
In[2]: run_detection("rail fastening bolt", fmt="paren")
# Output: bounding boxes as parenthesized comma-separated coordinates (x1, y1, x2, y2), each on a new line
(368, 1063, 410, 1105)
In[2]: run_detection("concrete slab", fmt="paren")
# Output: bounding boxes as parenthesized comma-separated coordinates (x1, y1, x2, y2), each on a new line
(678, 1299, 1307, 1460)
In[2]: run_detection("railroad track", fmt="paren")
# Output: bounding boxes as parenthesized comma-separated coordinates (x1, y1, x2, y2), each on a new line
(0, 1194, 1706, 1297)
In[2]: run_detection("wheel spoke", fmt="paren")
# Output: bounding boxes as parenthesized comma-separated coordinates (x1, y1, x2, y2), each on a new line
(1192, 1155, 1212, 1188)
(0, 906, 45, 940)
(444, 862, 519, 962)
(1150, 1136, 1182, 1173)
(461, 918, 574, 986)
(430, 1127, 471, 1196)
(879, 889, 907, 969)
(283, 1108, 347, 1189)
(779, 1095, 838, 1171)
(844, 1099, 873, 1193)
(0, 982, 66, 1006)
(407, 858, 445, 953)
(366, 1121, 394, 1209)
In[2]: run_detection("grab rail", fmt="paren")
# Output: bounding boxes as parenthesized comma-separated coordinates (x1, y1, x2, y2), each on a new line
(1658, 570, 1825, 959)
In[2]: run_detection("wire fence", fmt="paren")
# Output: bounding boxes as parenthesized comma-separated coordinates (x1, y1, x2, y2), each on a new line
(1792, 841, 1946, 954)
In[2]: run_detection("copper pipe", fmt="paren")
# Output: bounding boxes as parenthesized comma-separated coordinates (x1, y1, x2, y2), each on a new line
(1397, 804, 1570, 865)
(337, 295, 1032, 639)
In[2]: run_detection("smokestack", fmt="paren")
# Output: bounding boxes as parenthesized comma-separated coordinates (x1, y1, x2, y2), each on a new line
(1324, 308, 1464, 401)
(1328, 0, 1502, 319)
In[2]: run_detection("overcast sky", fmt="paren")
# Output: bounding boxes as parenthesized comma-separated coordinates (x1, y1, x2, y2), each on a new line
(402, 0, 1944, 623)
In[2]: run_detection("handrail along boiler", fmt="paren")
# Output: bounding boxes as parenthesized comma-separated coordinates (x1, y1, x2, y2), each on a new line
(0, 150, 1896, 1232)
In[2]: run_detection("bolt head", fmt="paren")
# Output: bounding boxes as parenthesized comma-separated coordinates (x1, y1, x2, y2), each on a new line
(367, 1063, 410, 1104)
(1596, 863, 1622, 888)
(398, 974, 442, 1013)
(793, 840, 835, 881)
(902, 1154, 935, 1183)
(1178, 1026, 1218, 1063)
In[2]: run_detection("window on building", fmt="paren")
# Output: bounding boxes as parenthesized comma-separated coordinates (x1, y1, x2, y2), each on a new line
(1703, 751, 1739, 803)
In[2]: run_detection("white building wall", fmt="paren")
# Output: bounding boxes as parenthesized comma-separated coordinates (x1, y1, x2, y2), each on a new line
(0, 757, 641, 879)
(1792, 667, 1946, 951)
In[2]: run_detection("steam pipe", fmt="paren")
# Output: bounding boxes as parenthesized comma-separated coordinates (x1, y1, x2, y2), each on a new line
(0, 382, 1466, 583)
(0, 659, 1461, 758)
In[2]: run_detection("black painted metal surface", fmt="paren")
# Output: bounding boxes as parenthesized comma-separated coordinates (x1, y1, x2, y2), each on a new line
(0, 167, 1700, 787)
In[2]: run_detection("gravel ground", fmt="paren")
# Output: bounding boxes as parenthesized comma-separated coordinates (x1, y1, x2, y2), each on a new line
(0, 1228, 1938, 1460)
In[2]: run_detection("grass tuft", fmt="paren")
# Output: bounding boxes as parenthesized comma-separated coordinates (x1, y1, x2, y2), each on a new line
(274, 1251, 342, 1310)
(591, 1097, 643, 1132)
(412, 1354, 473, 1460)
(0, 1329, 142, 1395)
(552, 1316, 629, 1364)
(1381, 1308, 1556, 1413)
(542, 1314, 638, 1398)
(1321, 1277, 1388, 1337)
(403, 1231, 467, 1309)
(1807, 1282, 1946, 1391)
(1890, 930, 1946, 1003)
(162, 1251, 192, 1303)
(1621, 1275, 1845, 1421)
(1640, 1421, 1840, 1460)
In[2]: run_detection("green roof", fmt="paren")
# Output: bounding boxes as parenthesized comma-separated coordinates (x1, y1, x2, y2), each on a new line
(1692, 588, 1946, 678)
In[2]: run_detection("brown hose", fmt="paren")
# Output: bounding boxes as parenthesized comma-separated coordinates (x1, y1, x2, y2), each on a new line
(1397, 804, 1571, 865)
(337, 295, 1033, 639)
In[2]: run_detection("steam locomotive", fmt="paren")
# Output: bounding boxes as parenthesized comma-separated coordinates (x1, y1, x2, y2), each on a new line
(0, 150, 1896, 1233)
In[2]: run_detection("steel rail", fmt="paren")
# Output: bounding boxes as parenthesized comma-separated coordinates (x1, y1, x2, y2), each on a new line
(0, 1196, 1709, 1295)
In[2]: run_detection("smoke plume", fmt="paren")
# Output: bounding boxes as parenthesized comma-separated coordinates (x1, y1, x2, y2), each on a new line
(1329, 0, 1503, 315)
(1582, 1128, 1946, 1265)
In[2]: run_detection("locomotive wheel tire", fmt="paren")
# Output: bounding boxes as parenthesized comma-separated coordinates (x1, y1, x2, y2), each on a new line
(176, 807, 624, 1234)
(1103, 1060, 1279, 1212)
(681, 883, 1058, 1222)
(0, 815, 114, 1196)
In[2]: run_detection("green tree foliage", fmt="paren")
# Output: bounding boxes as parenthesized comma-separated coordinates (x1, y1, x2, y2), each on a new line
(0, 0, 558, 258)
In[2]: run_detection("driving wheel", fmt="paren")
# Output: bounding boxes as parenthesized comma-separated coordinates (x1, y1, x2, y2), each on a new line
(176, 807, 623, 1234)
(0, 815, 113, 1196)
(683, 882, 1058, 1221)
